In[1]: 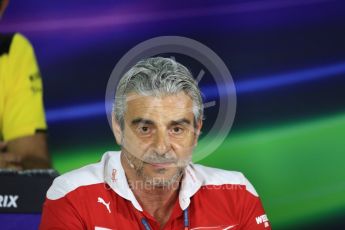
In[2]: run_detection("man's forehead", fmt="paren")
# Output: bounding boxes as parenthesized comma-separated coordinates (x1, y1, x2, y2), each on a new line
(125, 92, 194, 109)
(124, 93, 195, 121)
(127, 104, 195, 114)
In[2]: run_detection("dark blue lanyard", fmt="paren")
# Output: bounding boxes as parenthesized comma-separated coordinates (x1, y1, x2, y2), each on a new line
(141, 207, 189, 230)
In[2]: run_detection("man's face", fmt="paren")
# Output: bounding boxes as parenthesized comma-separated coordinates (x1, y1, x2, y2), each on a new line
(113, 92, 202, 187)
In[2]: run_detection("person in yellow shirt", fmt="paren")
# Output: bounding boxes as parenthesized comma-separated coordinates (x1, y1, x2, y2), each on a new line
(0, 0, 51, 170)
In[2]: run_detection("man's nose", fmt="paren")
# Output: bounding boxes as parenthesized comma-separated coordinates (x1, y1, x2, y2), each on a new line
(153, 130, 171, 155)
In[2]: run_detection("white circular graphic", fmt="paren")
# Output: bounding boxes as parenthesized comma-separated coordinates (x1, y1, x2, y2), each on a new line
(105, 36, 236, 162)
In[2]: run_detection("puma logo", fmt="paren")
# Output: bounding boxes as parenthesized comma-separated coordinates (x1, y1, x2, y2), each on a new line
(97, 197, 111, 213)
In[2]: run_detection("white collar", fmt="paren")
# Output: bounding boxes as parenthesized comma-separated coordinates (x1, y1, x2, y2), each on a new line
(103, 151, 202, 211)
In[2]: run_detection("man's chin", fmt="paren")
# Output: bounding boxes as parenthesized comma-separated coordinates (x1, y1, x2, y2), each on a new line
(144, 177, 179, 188)
(142, 168, 183, 187)
(143, 162, 176, 174)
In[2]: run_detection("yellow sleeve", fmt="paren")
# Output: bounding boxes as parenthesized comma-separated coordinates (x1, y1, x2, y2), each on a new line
(2, 33, 47, 141)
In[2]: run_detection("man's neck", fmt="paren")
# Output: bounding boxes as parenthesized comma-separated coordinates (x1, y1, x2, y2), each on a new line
(132, 179, 180, 218)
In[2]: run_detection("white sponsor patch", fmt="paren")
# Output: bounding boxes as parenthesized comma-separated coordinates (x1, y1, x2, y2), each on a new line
(256, 214, 269, 226)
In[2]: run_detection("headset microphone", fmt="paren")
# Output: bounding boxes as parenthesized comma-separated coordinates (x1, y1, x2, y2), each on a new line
(124, 152, 135, 168)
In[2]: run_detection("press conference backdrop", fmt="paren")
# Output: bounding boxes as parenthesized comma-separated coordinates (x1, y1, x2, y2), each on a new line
(1, 0, 345, 229)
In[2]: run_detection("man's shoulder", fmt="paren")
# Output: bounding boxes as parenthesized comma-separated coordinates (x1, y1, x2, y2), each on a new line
(46, 151, 117, 200)
(192, 163, 245, 183)
(192, 163, 258, 197)
(0, 33, 33, 56)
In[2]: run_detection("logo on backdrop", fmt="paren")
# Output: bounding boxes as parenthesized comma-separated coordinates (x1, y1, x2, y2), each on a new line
(0, 195, 19, 208)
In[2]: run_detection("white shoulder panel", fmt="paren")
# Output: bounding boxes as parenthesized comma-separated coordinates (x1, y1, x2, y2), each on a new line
(46, 152, 110, 200)
(193, 164, 259, 197)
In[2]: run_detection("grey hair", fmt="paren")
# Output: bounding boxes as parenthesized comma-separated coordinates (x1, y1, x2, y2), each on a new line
(113, 57, 204, 130)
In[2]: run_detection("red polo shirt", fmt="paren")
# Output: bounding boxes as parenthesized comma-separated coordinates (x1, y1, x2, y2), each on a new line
(40, 151, 271, 230)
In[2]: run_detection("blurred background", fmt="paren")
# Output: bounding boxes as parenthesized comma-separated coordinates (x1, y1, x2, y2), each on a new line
(1, 0, 345, 229)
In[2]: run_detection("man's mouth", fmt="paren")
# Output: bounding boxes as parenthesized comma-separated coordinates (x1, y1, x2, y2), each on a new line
(145, 162, 174, 169)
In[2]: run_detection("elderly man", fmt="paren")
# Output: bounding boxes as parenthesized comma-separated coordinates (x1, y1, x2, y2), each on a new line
(40, 57, 270, 230)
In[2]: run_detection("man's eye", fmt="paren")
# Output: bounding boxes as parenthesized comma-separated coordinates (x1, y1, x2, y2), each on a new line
(138, 126, 150, 134)
(171, 127, 184, 134)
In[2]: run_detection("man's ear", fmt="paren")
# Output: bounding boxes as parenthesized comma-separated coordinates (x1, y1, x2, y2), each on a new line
(112, 113, 123, 146)
(193, 118, 203, 146)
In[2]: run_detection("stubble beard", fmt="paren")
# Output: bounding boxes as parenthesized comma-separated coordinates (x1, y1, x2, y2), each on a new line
(123, 149, 187, 188)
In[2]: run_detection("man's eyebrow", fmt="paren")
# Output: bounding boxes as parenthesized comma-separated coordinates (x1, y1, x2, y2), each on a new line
(131, 118, 191, 126)
(169, 118, 191, 126)
(131, 118, 155, 126)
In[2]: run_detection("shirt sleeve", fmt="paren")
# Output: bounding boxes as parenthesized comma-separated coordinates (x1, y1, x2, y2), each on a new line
(40, 178, 85, 230)
(2, 33, 47, 141)
(40, 198, 85, 230)
(239, 176, 271, 230)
